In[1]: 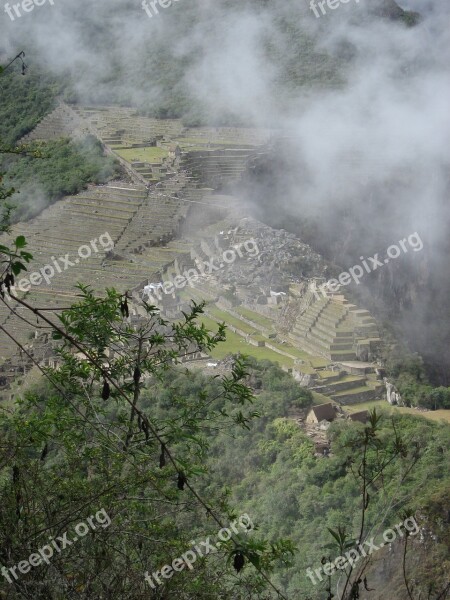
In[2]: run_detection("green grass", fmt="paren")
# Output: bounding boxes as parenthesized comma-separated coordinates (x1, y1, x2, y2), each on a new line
(309, 357, 330, 368)
(332, 385, 375, 397)
(114, 147, 168, 163)
(207, 307, 259, 335)
(198, 316, 295, 367)
(292, 365, 316, 375)
(252, 334, 268, 343)
(340, 375, 365, 383)
(311, 391, 331, 405)
(266, 341, 314, 361)
(235, 307, 275, 330)
(317, 370, 338, 379)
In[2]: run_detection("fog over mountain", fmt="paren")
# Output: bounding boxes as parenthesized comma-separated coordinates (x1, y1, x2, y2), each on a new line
(1, 0, 449, 380)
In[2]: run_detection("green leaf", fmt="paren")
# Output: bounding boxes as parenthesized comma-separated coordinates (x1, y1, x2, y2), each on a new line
(327, 527, 343, 545)
(11, 261, 27, 275)
(15, 235, 26, 248)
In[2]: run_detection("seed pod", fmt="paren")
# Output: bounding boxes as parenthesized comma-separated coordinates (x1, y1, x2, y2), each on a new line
(12, 465, 19, 485)
(120, 298, 129, 318)
(4, 274, 12, 292)
(177, 472, 186, 490)
(101, 380, 110, 400)
(142, 418, 149, 437)
(125, 432, 133, 449)
(233, 552, 245, 573)
(363, 577, 373, 591)
(40, 442, 48, 461)
(159, 444, 166, 469)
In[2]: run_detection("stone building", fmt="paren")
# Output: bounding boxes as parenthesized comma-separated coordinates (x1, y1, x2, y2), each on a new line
(306, 403, 337, 424)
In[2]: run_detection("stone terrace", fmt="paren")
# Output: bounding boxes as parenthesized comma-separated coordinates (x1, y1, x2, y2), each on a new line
(287, 294, 381, 363)
(0, 181, 177, 360)
(19, 103, 90, 144)
(0, 171, 228, 362)
(72, 107, 185, 147)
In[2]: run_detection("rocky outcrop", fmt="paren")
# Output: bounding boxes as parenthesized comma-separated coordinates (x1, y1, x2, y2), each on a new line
(369, 0, 421, 26)
(384, 378, 404, 406)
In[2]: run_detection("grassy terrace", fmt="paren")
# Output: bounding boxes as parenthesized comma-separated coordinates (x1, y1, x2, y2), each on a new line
(266, 341, 311, 360)
(203, 303, 332, 370)
(312, 391, 331, 405)
(198, 316, 295, 367)
(178, 144, 217, 152)
(308, 356, 330, 369)
(291, 364, 316, 375)
(332, 385, 375, 397)
(315, 371, 366, 384)
(345, 400, 450, 424)
(317, 370, 338, 379)
(114, 147, 169, 163)
(196, 306, 331, 374)
(234, 307, 274, 330)
(176, 137, 254, 147)
(206, 306, 259, 335)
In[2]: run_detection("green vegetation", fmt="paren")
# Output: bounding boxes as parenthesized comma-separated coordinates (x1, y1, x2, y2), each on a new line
(0, 161, 34, 286)
(1, 13, 447, 595)
(0, 71, 118, 221)
(2, 136, 120, 220)
(0, 290, 298, 599)
(144, 362, 449, 599)
(0, 69, 62, 145)
(311, 390, 331, 404)
(384, 345, 450, 410)
(401, 10, 421, 27)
